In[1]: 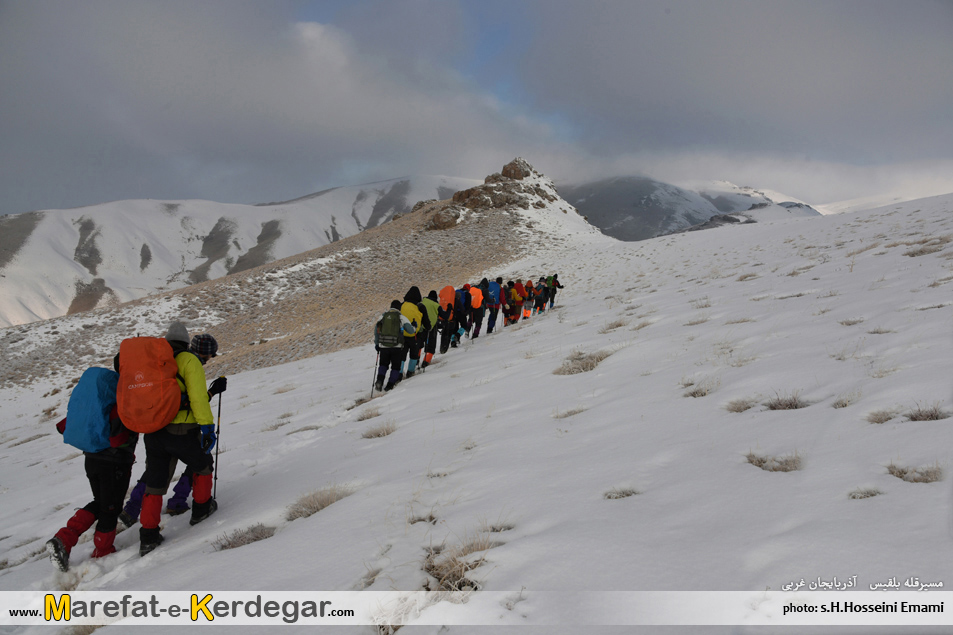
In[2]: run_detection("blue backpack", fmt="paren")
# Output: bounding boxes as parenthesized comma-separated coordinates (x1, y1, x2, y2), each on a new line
(63, 368, 119, 453)
(488, 281, 502, 305)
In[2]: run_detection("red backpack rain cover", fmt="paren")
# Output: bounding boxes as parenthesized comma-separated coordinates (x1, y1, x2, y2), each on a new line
(117, 337, 182, 433)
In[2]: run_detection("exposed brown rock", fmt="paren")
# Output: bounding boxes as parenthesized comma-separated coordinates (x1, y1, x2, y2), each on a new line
(501, 157, 533, 180)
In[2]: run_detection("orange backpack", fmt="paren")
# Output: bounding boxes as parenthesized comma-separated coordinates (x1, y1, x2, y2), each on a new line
(117, 337, 184, 433)
(469, 287, 483, 308)
(439, 286, 456, 318)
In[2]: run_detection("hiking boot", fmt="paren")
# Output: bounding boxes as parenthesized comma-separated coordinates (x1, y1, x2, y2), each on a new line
(420, 362, 429, 369)
(405, 370, 415, 379)
(384, 382, 396, 391)
(189, 498, 218, 526)
(118, 510, 137, 528)
(46, 537, 69, 572)
(139, 528, 164, 557)
(166, 504, 189, 516)
(450, 341, 458, 348)
(374, 379, 384, 392)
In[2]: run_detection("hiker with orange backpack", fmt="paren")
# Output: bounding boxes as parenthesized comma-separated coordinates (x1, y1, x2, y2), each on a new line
(437, 285, 457, 354)
(118, 322, 227, 557)
(469, 279, 488, 339)
(512, 279, 527, 324)
(46, 370, 139, 572)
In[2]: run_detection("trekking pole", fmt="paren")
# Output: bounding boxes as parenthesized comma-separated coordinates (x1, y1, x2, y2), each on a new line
(213, 388, 222, 500)
(371, 351, 380, 399)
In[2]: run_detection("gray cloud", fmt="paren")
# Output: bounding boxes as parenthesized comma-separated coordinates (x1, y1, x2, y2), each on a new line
(519, 0, 953, 163)
(1, 0, 951, 216)
(0, 0, 561, 214)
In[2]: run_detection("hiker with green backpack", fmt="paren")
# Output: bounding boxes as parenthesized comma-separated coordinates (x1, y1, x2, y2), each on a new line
(46, 368, 139, 572)
(116, 322, 227, 557)
(375, 300, 415, 392)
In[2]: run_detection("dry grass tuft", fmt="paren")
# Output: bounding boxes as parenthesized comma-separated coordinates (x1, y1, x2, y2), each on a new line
(598, 319, 628, 334)
(848, 488, 882, 500)
(357, 407, 381, 421)
(286, 425, 322, 435)
(866, 409, 896, 424)
(683, 314, 710, 326)
(867, 326, 894, 335)
(736, 272, 759, 281)
(423, 533, 500, 592)
(833, 391, 861, 409)
(286, 484, 354, 521)
(725, 317, 755, 324)
(907, 402, 950, 421)
(764, 390, 810, 410)
(553, 349, 614, 375)
(726, 398, 759, 413)
(839, 318, 865, 326)
(747, 451, 802, 472)
(274, 384, 296, 394)
(630, 320, 652, 331)
(690, 296, 712, 309)
(846, 242, 881, 257)
(213, 524, 276, 551)
(684, 376, 720, 398)
(362, 420, 397, 438)
(603, 487, 639, 500)
(261, 420, 290, 432)
(887, 463, 942, 483)
(553, 407, 587, 419)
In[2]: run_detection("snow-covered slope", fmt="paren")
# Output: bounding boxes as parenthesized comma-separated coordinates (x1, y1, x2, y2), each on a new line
(0, 175, 479, 328)
(1, 190, 951, 631)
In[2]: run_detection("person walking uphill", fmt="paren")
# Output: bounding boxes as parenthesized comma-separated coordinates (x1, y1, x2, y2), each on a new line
(420, 290, 441, 369)
(400, 286, 428, 379)
(548, 274, 564, 308)
(46, 371, 139, 571)
(375, 300, 415, 391)
(129, 323, 227, 557)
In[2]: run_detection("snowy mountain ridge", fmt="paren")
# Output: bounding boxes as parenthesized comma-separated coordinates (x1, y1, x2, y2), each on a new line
(0, 175, 479, 328)
(560, 176, 821, 242)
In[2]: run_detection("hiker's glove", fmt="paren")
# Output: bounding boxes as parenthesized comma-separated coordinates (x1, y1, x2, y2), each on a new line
(200, 426, 217, 453)
(208, 376, 227, 397)
(375, 345, 380, 352)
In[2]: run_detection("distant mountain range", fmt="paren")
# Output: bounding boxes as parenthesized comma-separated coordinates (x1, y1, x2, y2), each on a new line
(558, 176, 820, 241)
(0, 169, 820, 328)
(0, 176, 478, 327)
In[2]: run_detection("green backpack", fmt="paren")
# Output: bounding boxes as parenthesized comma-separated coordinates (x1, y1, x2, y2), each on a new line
(377, 309, 404, 348)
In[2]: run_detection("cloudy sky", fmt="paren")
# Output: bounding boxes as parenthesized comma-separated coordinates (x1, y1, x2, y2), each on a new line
(2, 0, 952, 215)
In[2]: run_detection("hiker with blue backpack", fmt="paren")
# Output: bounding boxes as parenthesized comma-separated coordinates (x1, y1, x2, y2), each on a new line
(486, 277, 503, 334)
(46, 369, 139, 572)
(116, 323, 226, 557)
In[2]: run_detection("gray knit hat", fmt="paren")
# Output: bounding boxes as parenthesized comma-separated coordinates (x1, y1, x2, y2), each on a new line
(165, 321, 190, 344)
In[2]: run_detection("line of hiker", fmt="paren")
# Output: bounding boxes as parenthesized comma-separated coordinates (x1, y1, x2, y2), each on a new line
(46, 322, 228, 571)
(373, 274, 564, 392)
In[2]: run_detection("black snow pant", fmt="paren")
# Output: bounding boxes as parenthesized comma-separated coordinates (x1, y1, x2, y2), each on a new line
(487, 307, 500, 333)
(424, 327, 438, 355)
(83, 456, 133, 533)
(471, 306, 486, 336)
(143, 426, 214, 496)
